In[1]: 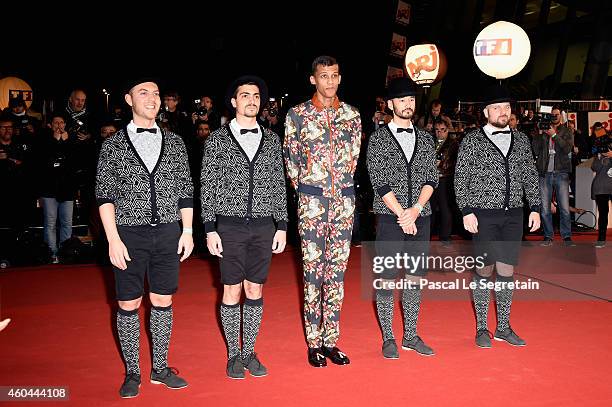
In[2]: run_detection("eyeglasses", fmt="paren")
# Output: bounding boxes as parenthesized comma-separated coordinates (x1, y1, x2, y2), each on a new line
(0, 125, 14, 129)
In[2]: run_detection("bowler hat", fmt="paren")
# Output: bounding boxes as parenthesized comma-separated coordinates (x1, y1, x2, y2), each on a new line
(386, 77, 417, 100)
(481, 84, 514, 106)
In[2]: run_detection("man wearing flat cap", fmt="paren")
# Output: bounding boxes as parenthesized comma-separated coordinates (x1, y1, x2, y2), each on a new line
(454, 84, 540, 349)
(201, 75, 287, 379)
(96, 78, 194, 398)
(284, 55, 361, 368)
(367, 76, 438, 359)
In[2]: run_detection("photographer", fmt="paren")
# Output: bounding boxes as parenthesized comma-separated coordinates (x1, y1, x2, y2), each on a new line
(591, 130, 612, 248)
(258, 98, 284, 136)
(532, 107, 574, 246)
(65, 89, 92, 142)
(0, 117, 28, 232)
(191, 95, 220, 130)
(159, 90, 191, 137)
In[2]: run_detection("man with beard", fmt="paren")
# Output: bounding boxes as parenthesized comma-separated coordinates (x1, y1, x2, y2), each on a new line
(455, 84, 541, 348)
(284, 55, 361, 367)
(202, 75, 287, 379)
(96, 78, 194, 398)
(367, 77, 438, 359)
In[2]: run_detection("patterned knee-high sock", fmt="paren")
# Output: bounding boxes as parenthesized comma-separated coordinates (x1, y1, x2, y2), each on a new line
(150, 304, 173, 372)
(220, 303, 241, 359)
(472, 273, 491, 331)
(242, 298, 263, 359)
(402, 285, 422, 341)
(117, 308, 140, 375)
(376, 289, 395, 341)
(495, 274, 514, 332)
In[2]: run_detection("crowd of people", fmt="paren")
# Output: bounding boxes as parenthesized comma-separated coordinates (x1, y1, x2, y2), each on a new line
(1, 55, 611, 399)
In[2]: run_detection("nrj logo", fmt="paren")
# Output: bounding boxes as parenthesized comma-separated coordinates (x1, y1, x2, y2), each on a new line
(406, 45, 439, 80)
(474, 38, 513, 56)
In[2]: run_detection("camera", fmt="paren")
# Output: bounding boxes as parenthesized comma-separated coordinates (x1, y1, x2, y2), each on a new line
(66, 118, 84, 134)
(267, 98, 278, 117)
(193, 99, 208, 117)
(534, 105, 556, 131)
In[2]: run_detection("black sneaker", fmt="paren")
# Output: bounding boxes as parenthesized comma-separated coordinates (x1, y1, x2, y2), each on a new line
(150, 367, 188, 389)
(475, 329, 492, 348)
(226, 354, 245, 379)
(119, 373, 141, 398)
(401, 336, 435, 356)
(494, 326, 526, 346)
(563, 237, 576, 247)
(540, 238, 553, 247)
(242, 353, 268, 377)
(382, 339, 399, 359)
(595, 240, 606, 248)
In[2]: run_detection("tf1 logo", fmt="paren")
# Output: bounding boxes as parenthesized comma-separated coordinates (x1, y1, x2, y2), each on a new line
(474, 38, 513, 56)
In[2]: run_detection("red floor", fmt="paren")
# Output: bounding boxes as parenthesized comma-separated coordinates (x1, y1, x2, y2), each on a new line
(0, 236, 611, 406)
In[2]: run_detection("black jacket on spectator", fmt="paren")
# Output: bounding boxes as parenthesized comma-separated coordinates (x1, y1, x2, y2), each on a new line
(95, 128, 193, 226)
(34, 130, 80, 202)
(532, 124, 573, 174)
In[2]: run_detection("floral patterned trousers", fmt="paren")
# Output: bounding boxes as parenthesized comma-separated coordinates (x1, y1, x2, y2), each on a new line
(298, 192, 355, 348)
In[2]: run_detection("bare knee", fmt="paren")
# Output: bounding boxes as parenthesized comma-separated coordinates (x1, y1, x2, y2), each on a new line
(475, 264, 495, 278)
(149, 293, 173, 307)
(118, 297, 143, 311)
(244, 281, 263, 299)
(222, 283, 243, 305)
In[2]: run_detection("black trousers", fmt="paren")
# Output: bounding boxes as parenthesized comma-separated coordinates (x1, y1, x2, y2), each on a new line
(595, 194, 612, 241)
(431, 176, 453, 241)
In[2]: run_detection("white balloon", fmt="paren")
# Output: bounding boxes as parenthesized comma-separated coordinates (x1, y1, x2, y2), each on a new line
(473, 21, 531, 79)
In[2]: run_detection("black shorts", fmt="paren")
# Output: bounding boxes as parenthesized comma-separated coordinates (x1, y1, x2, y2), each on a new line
(217, 216, 276, 285)
(472, 209, 523, 266)
(375, 214, 431, 279)
(113, 222, 181, 301)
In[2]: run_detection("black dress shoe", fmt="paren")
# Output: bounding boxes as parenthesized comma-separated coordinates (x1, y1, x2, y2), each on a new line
(308, 348, 327, 368)
(321, 346, 350, 365)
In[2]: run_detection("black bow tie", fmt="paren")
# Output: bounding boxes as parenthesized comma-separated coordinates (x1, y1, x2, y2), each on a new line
(491, 130, 510, 135)
(240, 128, 259, 135)
(397, 127, 414, 134)
(136, 127, 157, 134)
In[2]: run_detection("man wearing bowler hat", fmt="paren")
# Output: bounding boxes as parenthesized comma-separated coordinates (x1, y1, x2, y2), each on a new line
(367, 76, 438, 359)
(454, 84, 540, 348)
(201, 75, 287, 379)
(96, 78, 194, 398)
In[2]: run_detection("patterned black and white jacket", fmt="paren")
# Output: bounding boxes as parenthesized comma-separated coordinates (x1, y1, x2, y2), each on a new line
(454, 127, 541, 215)
(200, 125, 288, 233)
(367, 125, 438, 217)
(95, 128, 193, 226)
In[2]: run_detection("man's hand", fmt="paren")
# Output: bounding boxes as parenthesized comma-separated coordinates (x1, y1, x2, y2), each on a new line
(109, 237, 131, 270)
(544, 127, 556, 137)
(528, 212, 541, 232)
(272, 230, 287, 254)
(206, 232, 223, 257)
(463, 213, 479, 234)
(77, 132, 91, 141)
(402, 223, 417, 235)
(177, 233, 194, 261)
(398, 207, 419, 227)
(603, 151, 612, 158)
(0, 318, 10, 332)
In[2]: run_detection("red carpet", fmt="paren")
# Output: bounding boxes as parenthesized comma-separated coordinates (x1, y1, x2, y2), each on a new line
(1, 237, 611, 406)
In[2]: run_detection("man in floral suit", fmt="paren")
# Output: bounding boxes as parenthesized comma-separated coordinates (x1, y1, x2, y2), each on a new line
(284, 55, 361, 368)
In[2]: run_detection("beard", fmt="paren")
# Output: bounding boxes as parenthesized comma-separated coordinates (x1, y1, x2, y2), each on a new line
(395, 108, 414, 120)
(489, 116, 509, 128)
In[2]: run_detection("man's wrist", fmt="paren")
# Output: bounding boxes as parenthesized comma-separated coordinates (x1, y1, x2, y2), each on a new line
(182, 227, 193, 234)
(413, 203, 424, 214)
